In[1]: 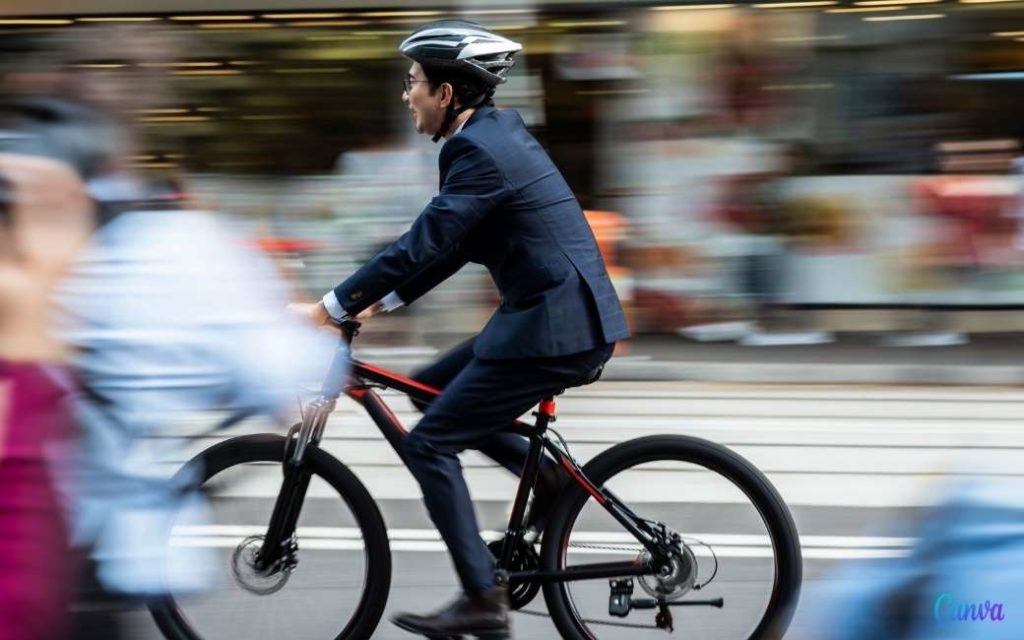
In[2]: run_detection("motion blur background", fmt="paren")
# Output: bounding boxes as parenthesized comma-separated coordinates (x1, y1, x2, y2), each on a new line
(6, 0, 1024, 345)
(2, 4, 1024, 639)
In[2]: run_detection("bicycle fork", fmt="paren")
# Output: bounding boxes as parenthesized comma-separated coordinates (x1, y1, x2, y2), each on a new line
(254, 395, 335, 573)
(255, 341, 349, 573)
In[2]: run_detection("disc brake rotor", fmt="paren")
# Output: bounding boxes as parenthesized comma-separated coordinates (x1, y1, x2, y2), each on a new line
(637, 543, 698, 601)
(231, 535, 293, 595)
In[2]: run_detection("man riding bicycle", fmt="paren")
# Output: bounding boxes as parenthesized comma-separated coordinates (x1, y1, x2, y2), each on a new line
(294, 20, 629, 639)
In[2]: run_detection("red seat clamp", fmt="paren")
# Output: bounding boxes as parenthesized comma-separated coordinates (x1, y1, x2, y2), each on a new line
(538, 397, 557, 417)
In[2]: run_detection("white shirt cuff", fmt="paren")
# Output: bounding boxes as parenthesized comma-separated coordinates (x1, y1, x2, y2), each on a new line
(379, 291, 405, 312)
(321, 291, 349, 321)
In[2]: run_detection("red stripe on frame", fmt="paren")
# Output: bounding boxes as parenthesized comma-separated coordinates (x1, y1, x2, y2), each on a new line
(356, 362, 441, 396)
(377, 399, 408, 435)
(347, 387, 408, 435)
(560, 456, 606, 505)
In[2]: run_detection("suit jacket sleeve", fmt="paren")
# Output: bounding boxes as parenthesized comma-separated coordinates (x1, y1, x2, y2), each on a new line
(332, 135, 507, 316)
(393, 244, 470, 306)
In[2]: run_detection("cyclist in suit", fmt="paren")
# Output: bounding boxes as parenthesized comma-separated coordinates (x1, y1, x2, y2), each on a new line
(293, 20, 629, 639)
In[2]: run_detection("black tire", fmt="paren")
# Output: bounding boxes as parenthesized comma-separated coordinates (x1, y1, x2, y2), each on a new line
(149, 434, 391, 640)
(541, 435, 801, 640)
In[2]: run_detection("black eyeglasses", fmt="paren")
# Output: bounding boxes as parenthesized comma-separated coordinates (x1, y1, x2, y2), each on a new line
(402, 76, 428, 92)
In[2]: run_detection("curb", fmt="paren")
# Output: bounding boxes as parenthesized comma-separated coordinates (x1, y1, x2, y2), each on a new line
(601, 360, 1024, 386)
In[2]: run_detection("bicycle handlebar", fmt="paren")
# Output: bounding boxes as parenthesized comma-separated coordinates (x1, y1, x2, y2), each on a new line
(328, 317, 362, 344)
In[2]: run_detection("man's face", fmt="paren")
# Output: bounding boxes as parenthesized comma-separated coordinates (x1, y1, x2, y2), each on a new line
(402, 62, 449, 136)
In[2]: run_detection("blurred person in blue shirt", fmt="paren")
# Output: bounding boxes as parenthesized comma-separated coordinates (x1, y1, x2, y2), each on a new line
(0, 26, 334, 636)
(61, 198, 333, 597)
(796, 475, 1023, 640)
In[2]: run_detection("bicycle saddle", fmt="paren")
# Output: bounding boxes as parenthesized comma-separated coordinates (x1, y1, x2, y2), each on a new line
(551, 363, 606, 397)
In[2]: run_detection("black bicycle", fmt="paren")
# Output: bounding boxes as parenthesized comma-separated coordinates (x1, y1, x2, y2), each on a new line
(150, 320, 801, 640)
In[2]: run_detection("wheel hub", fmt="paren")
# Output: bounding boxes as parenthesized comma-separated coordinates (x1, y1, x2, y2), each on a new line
(231, 535, 295, 595)
(638, 542, 697, 601)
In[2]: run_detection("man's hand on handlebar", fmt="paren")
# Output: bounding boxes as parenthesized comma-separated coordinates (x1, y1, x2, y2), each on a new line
(286, 300, 384, 327)
(287, 301, 332, 326)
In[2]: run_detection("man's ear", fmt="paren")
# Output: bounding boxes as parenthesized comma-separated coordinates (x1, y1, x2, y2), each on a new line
(440, 82, 454, 109)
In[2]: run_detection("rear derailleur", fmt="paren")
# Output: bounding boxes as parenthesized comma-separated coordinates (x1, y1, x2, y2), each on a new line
(609, 578, 724, 631)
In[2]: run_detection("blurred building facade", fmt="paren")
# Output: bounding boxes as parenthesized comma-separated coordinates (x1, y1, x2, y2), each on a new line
(4, 2, 1024, 338)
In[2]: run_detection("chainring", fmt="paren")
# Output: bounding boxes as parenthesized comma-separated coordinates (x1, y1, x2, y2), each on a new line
(488, 538, 541, 610)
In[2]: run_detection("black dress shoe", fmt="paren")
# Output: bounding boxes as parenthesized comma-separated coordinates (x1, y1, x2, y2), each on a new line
(391, 584, 511, 639)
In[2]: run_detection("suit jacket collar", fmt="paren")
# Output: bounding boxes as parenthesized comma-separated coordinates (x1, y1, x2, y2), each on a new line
(462, 105, 495, 132)
(438, 105, 496, 183)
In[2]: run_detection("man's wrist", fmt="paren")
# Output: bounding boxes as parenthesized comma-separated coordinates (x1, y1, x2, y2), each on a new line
(313, 300, 331, 325)
(379, 291, 405, 312)
(321, 291, 349, 321)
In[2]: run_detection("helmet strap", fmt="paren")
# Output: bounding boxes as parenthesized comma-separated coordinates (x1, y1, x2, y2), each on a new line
(432, 92, 488, 143)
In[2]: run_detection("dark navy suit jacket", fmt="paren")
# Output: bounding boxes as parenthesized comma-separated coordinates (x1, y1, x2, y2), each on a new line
(333, 106, 629, 359)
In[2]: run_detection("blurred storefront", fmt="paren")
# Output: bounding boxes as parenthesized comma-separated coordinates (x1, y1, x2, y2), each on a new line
(3, 2, 1024, 336)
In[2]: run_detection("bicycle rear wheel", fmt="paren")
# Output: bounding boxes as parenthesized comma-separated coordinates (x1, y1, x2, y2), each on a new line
(541, 435, 801, 640)
(149, 434, 391, 640)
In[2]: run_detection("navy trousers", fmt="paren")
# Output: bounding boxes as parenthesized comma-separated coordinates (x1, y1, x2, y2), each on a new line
(404, 337, 613, 593)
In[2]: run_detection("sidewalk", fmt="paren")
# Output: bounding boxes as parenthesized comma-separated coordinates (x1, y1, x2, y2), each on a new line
(355, 332, 1024, 386)
(611, 333, 1024, 385)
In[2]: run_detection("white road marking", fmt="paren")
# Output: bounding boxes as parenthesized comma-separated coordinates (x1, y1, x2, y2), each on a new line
(169, 525, 912, 560)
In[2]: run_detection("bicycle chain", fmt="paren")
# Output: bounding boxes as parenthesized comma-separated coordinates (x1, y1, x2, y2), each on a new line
(567, 541, 644, 553)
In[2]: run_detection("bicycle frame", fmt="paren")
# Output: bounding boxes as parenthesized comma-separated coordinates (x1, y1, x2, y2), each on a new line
(256, 330, 674, 586)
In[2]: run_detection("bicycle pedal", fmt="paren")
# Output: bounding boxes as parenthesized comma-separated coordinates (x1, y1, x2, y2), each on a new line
(424, 636, 463, 640)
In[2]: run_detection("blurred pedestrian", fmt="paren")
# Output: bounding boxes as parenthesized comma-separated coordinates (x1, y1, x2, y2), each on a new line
(0, 25, 333, 638)
(0, 153, 93, 640)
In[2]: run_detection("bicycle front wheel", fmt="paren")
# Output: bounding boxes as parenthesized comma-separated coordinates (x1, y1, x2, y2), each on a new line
(541, 435, 801, 640)
(149, 434, 391, 640)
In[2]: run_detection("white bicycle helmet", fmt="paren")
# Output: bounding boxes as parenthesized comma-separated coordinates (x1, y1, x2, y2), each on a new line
(399, 20, 522, 87)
